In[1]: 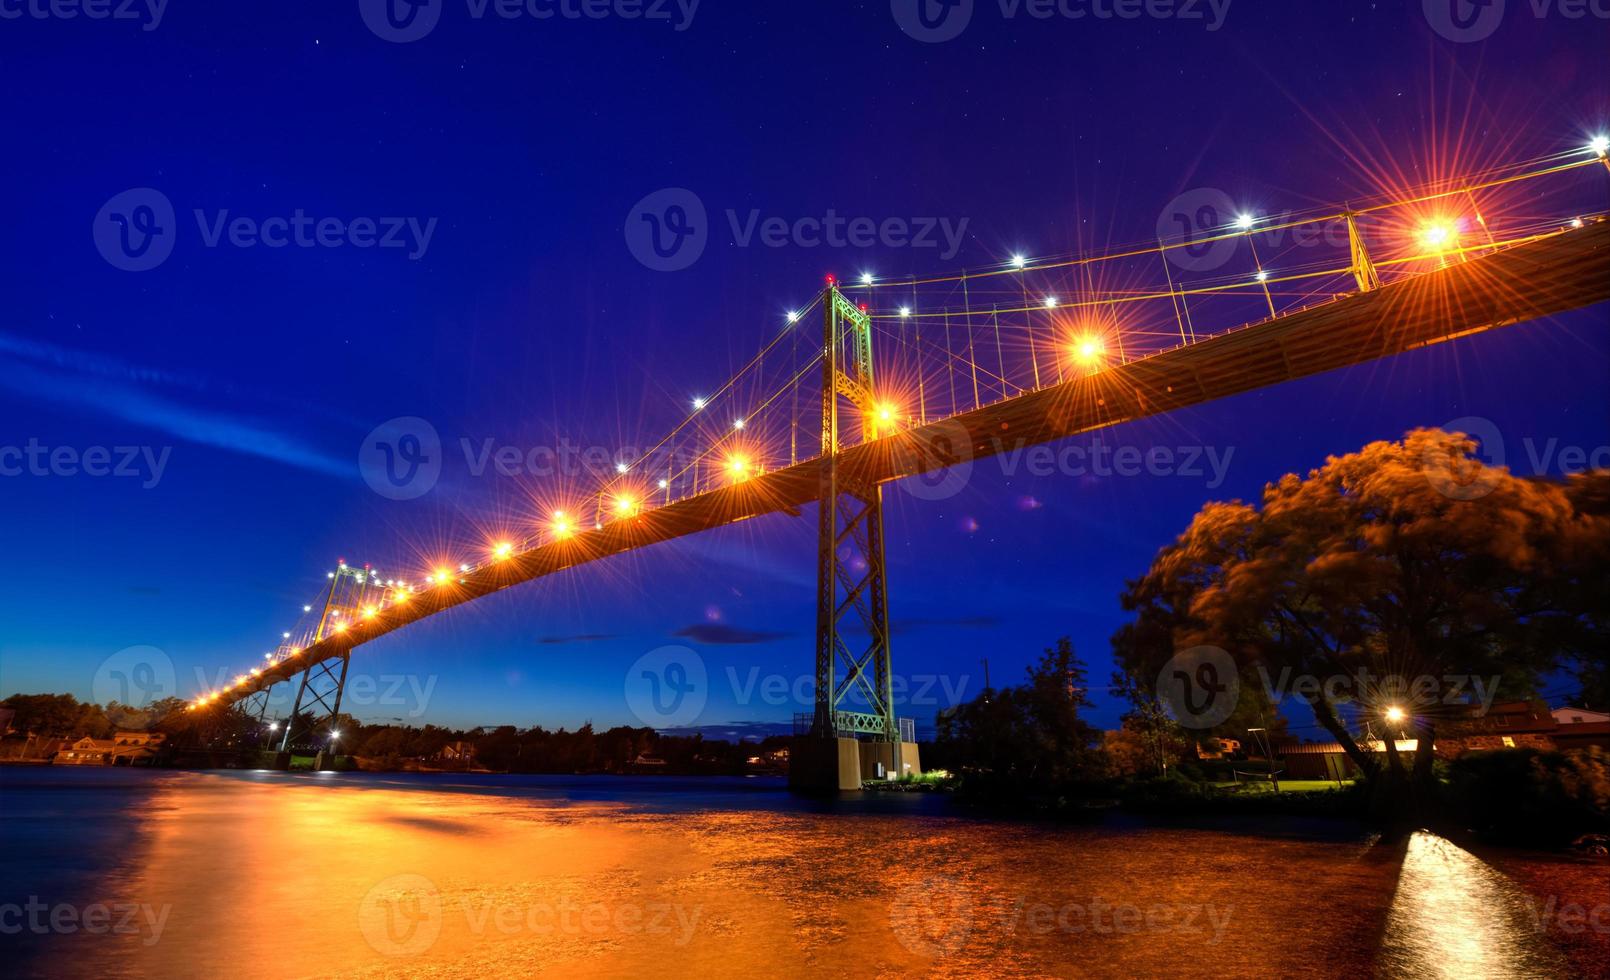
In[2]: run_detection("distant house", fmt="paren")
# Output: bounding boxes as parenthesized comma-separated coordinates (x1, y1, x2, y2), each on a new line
(54, 737, 117, 765)
(1196, 738, 1242, 761)
(438, 741, 476, 762)
(630, 753, 667, 769)
(1280, 739, 1419, 781)
(1444, 701, 1560, 753)
(1276, 702, 1610, 779)
(53, 730, 166, 766)
(1554, 707, 1610, 725)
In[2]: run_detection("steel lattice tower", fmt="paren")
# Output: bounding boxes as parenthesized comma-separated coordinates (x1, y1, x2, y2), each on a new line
(812, 284, 899, 764)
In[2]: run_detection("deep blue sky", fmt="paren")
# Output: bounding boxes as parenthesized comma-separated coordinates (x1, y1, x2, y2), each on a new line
(2, 2, 1607, 737)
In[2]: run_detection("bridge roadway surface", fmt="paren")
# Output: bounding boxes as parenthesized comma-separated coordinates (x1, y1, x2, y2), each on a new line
(204, 219, 1610, 709)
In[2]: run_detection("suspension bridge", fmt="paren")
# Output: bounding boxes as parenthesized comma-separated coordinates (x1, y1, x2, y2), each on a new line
(177, 141, 1610, 789)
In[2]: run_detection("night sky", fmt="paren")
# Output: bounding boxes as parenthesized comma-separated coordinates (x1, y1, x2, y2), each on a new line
(3, 2, 1607, 737)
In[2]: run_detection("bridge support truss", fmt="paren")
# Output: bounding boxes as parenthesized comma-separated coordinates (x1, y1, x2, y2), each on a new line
(272, 564, 374, 768)
(792, 283, 919, 791)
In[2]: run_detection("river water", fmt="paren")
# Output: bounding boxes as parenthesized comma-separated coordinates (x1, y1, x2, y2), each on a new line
(1, 768, 1601, 978)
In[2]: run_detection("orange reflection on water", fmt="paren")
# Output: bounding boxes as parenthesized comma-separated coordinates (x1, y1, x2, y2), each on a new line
(41, 774, 1573, 978)
(1379, 831, 1569, 978)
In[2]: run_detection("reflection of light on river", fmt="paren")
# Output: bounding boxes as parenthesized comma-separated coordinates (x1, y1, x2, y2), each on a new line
(1379, 831, 1567, 979)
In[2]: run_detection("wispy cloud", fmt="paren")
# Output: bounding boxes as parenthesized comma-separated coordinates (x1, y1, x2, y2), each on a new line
(671, 623, 790, 645)
(0, 332, 351, 478)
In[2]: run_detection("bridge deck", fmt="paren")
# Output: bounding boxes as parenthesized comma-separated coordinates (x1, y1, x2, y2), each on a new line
(206, 219, 1610, 708)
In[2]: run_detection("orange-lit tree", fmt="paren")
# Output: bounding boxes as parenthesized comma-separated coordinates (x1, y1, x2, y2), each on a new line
(1114, 429, 1607, 818)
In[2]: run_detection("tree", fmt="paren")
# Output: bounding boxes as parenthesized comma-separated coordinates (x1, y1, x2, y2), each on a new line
(1114, 429, 1607, 818)
(0, 693, 112, 737)
(937, 637, 1104, 802)
(1106, 670, 1190, 776)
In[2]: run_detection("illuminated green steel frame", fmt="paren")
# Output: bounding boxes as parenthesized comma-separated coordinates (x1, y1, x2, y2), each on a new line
(812, 284, 899, 757)
(277, 565, 361, 755)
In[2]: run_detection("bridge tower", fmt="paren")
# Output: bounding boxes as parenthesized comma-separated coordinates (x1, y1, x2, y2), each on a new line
(274, 562, 374, 768)
(792, 281, 919, 792)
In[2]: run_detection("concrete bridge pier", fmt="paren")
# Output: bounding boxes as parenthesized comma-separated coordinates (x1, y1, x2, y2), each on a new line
(789, 736, 922, 792)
